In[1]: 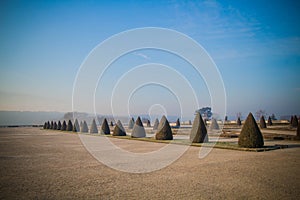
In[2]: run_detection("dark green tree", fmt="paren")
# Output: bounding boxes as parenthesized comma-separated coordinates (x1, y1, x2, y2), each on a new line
(147, 119, 151, 127)
(155, 115, 173, 140)
(43, 122, 47, 129)
(238, 113, 264, 148)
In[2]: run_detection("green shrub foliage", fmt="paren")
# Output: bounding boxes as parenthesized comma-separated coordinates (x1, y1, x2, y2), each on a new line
(67, 120, 73, 131)
(113, 120, 126, 136)
(90, 119, 98, 133)
(153, 118, 159, 130)
(210, 118, 219, 130)
(101, 118, 110, 135)
(176, 118, 180, 127)
(73, 119, 79, 132)
(238, 112, 264, 148)
(291, 115, 298, 127)
(81, 121, 89, 133)
(61, 120, 67, 131)
(128, 118, 134, 129)
(131, 116, 146, 138)
(267, 116, 273, 126)
(237, 117, 242, 126)
(155, 115, 173, 140)
(260, 116, 267, 129)
(57, 121, 61, 130)
(190, 112, 208, 143)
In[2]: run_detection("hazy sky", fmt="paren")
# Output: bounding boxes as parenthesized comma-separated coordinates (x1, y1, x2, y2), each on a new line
(0, 0, 299, 118)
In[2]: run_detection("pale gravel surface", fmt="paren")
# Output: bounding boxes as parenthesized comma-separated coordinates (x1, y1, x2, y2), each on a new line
(0, 127, 299, 199)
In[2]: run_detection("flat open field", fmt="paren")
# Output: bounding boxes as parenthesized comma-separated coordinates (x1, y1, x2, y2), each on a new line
(0, 127, 299, 199)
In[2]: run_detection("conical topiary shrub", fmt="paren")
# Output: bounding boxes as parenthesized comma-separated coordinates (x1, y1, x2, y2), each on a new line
(190, 112, 208, 143)
(101, 118, 110, 135)
(53, 122, 57, 130)
(128, 118, 134, 129)
(81, 120, 88, 133)
(47, 121, 50, 129)
(238, 112, 264, 148)
(209, 118, 219, 130)
(147, 119, 151, 127)
(260, 116, 267, 129)
(155, 115, 173, 140)
(73, 119, 80, 132)
(176, 118, 180, 127)
(90, 119, 98, 133)
(61, 120, 67, 131)
(113, 120, 126, 136)
(131, 116, 146, 138)
(267, 116, 273, 126)
(50, 121, 53, 129)
(237, 117, 242, 126)
(290, 116, 294, 124)
(297, 120, 300, 138)
(153, 118, 159, 130)
(67, 120, 73, 131)
(110, 121, 114, 126)
(43, 122, 47, 129)
(291, 115, 298, 127)
(57, 121, 61, 130)
(188, 120, 192, 125)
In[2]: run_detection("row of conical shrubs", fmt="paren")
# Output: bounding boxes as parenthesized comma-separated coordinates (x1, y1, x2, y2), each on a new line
(43, 112, 270, 148)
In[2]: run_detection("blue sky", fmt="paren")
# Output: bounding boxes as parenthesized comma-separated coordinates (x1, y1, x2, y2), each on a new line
(0, 0, 299, 119)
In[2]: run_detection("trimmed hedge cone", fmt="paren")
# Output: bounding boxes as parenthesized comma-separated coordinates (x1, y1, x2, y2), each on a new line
(210, 118, 219, 130)
(153, 118, 159, 130)
(238, 112, 264, 148)
(57, 121, 61, 130)
(176, 118, 180, 127)
(131, 116, 146, 138)
(67, 120, 73, 131)
(190, 112, 208, 143)
(155, 115, 173, 140)
(81, 121, 89, 133)
(113, 120, 126, 136)
(73, 119, 80, 132)
(90, 119, 98, 133)
(260, 116, 267, 129)
(291, 115, 298, 127)
(237, 117, 242, 126)
(128, 118, 134, 129)
(61, 120, 67, 131)
(101, 118, 110, 135)
(267, 116, 273, 126)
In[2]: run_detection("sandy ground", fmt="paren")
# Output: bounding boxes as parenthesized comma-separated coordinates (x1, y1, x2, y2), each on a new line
(0, 127, 299, 199)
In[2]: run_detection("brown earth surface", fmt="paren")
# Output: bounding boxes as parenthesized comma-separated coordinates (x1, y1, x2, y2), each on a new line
(0, 127, 299, 199)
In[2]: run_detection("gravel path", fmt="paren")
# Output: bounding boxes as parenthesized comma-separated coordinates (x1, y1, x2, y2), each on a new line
(0, 127, 299, 199)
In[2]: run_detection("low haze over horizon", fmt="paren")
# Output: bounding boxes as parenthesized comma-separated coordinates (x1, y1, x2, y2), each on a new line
(0, 0, 299, 119)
